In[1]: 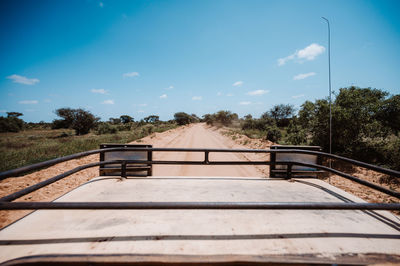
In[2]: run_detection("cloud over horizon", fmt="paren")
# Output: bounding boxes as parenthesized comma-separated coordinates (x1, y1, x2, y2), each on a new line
(247, 89, 269, 96)
(292, 94, 305, 99)
(278, 43, 325, 66)
(233, 81, 243, 87)
(293, 72, 316, 80)
(19, 100, 38, 104)
(102, 100, 114, 104)
(192, 96, 202, 100)
(123, 72, 139, 78)
(7, 74, 40, 85)
(91, 89, 108, 94)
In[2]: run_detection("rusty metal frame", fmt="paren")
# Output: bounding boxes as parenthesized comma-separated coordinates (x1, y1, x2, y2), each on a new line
(99, 144, 152, 177)
(0, 147, 399, 211)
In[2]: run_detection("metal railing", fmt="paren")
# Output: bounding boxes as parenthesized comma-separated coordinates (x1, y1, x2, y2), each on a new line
(0, 147, 399, 211)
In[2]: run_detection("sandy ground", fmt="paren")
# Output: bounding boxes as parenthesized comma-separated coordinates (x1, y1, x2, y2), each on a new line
(0, 124, 270, 228)
(0, 123, 398, 228)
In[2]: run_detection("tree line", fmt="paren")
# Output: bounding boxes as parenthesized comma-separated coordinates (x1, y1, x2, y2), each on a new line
(1, 86, 399, 169)
(196, 87, 400, 170)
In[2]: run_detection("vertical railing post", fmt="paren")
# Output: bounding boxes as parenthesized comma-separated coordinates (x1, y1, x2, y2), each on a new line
(121, 161, 127, 179)
(270, 150, 276, 177)
(287, 163, 292, 179)
(204, 151, 210, 164)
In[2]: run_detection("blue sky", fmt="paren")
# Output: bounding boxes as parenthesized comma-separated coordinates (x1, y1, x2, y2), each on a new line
(0, 0, 399, 122)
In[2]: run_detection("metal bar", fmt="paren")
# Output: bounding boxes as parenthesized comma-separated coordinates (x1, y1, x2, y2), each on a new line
(270, 149, 400, 178)
(1, 202, 399, 210)
(1, 147, 400, 179)
(287, 163, 292, 179)
(0, 148, 106, 180)
(121, 161, 127, 179)
(293, 162, 400, 199)
(2, 159, 399, 202)
(0, 160, 121, 202)
(204, 151, 209, 164)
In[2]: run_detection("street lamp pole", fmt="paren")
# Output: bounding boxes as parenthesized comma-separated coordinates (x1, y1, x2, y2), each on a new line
(322, 17, 332, 156)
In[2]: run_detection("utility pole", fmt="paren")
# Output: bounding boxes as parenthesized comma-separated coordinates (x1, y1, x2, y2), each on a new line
(322, 17, 332, 157)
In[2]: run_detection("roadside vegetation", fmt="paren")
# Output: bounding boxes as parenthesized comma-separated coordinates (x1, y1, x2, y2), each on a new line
(1, 86, 399, 172)
(0, 111, 177, 172)
(201, 87, 400, 171)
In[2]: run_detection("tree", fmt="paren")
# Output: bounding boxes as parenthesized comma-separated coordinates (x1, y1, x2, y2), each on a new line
(190, 114, 200, 122)
(109, 117, 121, 124)
(215, 110, 238, 126)
(298, 87, 393, 156)
(377, 94, 400, 135)
(0, 112, 24, 132)
(298, 101, 315, 131)
(202, 114, 215, 125)
(267, 104, 295, 127)
(120, 115, 134, 124)
(6, 112, 23, 118)
(53, 108, 99, 135)
(174, 112, 192, 125)
(285, 120, 307, 145)
(266, 125, 281, 142)
(144, 115, 159, 123)
(52, 108, 76, 129)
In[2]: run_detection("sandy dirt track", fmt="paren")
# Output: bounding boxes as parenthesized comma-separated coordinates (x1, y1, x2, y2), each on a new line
(152, 123, 268, 176)
(0, 123, 270, 228)
(1, 123, 398, 228)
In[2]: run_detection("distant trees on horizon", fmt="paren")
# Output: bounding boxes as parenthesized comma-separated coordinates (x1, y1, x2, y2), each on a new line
(1, 86, 399, 170)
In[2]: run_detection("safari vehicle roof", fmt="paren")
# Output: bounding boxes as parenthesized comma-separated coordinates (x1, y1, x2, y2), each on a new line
(1, 175, 399, 265)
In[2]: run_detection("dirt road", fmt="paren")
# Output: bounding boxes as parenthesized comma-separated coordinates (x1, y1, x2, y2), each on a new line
(0, 123, 269, 228)
(151, 123, 266, 176)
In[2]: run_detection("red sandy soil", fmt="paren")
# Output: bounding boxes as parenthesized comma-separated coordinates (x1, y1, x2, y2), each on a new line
(0, 123, 398, 228)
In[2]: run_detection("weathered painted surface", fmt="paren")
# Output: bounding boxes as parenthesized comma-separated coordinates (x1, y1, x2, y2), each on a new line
(0, 177, 399, 264)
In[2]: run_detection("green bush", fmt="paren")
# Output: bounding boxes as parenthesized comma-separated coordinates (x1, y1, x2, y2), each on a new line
(96, 123, 117, 134)
(117, 123, 132, 131)
(285, 121, 307, 145)
(53, 108, 99, 135)
(266, 126, 281, 142)
(0, 113, 24, 132)
(174, 112, 193, 125)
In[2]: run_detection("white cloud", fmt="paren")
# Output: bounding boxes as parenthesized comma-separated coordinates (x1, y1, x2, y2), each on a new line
(91, 88, 108, 94)
(123, 72, 139, 78)
(7, 74, 39, 85)
(165, 86, 174, 90)
(160, 94, 167, 99)
(99, 2, 104, 7)
(293, 72, 316, 80)
(138, 103, 147, 107)
(277, 54, 295, 66)
(44, 99, 51, 103)
(217, 92, 222, 96)
(102, 100, 114, 105)
(247, 89, 269, 96)
(239, 101, 251, 105)
(292, 94, 305, 99)
(0, 110, 7, 113)
(137, 110, 145, 113)
(233, 81, 243, 87)
(226, 93, 234, 97)
(298, 43, 325, 60)
(192, 96, 202, 100)
(19, 100, 38, 104)
(278, 43, 325, 66)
